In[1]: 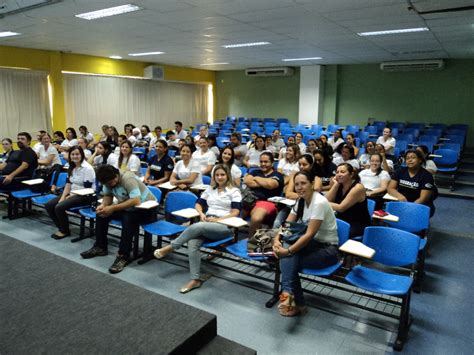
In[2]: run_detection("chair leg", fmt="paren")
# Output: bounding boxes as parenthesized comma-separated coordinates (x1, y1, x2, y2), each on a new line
(394, 292, 412, 351)
(414, 249, 425, 293)
(71, 216, 87, 243)
(266, 262, 281, 308)
(137, 231, 154, 265)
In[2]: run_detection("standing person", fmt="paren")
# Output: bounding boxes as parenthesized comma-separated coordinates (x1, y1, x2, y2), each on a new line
(358, 141, 376, 169)
(273, 171, 338, 316)
(0, 138, 14, 163)
(117, 140, 141, 175)
(144, 139, 174, 186)
(89, 141, 118, 168)
(243, 152, 284, 238)
(153, 165, 242, 293)
(192, 137, 217, 176)
(174, 121, 188, 140)
(313, 149, 337, 191)
(376, 127, 396, 156)
(80, 165, 157, 273)
(243, 135, 266, 168)
(387, 150, 436, 217)
(230, 133, 247, 167)
(325, 163, 371, 238)
(328, 129, 344, 151)
(45, 146, 96, 239)
(78, 125, 95, 147)
(0, 132, 38, 190)
(213, 146, 241, 187)
(57, 127, 78, 154)
(170, 144, 203, 190)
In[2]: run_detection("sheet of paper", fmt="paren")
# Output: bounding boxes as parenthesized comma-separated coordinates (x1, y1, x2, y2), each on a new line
(136, 200, 159, 209)
(191, 184, 209, 191)
(71, 188, 95, 196)
(172, 208, 200, 219)
(268, 196, 296, 206)
(158, 182, 177, 190)
(21, 178, 44, 185)
(339, 240, 375, 259)
(372, 213, 400, 222)
(383, 193, 398, 201)
(218, 217, 248, 228)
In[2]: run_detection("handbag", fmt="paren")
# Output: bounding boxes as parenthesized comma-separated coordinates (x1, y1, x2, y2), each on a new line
(247, 228, 279, 255)
(279, 198, 307, 244)
(241, 187, 258, 211)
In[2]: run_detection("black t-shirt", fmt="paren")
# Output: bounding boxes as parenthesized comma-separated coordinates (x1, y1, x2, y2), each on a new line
(148, 154, 174, 180)
(314, 162, 337, 186)
(249, 169, 284, 200)
(393, 167, 435, 206)
(1, 147, 38, 177)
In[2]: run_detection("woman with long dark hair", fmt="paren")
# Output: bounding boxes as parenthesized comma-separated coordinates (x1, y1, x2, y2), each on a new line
(89, 141, 118, 168)
(117, 140, 141, 175)
(312, 149, 336, 191)
(213, 145, 241, 187)
(45, 146, 96, 239)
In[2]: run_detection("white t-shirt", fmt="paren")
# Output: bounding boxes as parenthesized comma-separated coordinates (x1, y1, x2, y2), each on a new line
(93, 153, 118, 168)
(119, 154, 141, 175)
(211, 164, 242, 183)
(277, 158, 299, 177)
(376, 136, 396, 155)
(175, 129, 188, 140)
(245, 148, 264, 167)
(358, 153, 371, 168)
(328, 137, 344, 151)
(150, 135, 166, 147)
(290, 192, 338, 245)
(33, 142, 43, 154)
(423, 160, 437, 173)
(38, 145, 61, 167)
(61, 138, 78, 148)
(69, 160, 96, 191)
(192, 149, 217, 173)
(80, 132, 94, 143)
(127, 135, 137, 146)
(298, 142, 307, 154)
(332, 157, 360, 170)
(359, 169, 391, 190)
(172, 159, 203, 186)
(233, 144, 248, 167)
(200, 186, 242, 218)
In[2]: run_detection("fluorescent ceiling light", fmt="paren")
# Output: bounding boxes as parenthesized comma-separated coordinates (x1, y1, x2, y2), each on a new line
(109, 55, 122, 59)
(200, 62, 229, 66)
(75, 4, 142, 20)
(358, 27, 429, 36)
(0, 31, 21, 38)
(128, 51, 164, 56)
(282, 57, 322, 62)
(222, 41, 270, 48)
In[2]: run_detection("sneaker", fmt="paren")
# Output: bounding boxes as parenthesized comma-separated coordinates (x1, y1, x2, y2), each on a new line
(109, 255, 129, 274)
(80, 246, 108, 259)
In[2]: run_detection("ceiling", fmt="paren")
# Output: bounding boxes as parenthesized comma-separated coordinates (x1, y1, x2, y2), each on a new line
(0, 0, 473, 70)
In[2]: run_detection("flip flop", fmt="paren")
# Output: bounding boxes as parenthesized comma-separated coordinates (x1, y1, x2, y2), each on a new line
(153, 248, 166, 259)
(180, 281, 202, 294)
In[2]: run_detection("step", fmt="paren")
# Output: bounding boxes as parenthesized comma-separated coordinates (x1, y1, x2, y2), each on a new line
(438, 186, 474, 200)
(458, 168, 474, 174)
(198, 335, 256, 355)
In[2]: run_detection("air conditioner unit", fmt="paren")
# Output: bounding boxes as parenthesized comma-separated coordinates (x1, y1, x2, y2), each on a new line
(380, 60, 444, 72)
(144, 65, 165, 80)
(245, 67, 294, 77)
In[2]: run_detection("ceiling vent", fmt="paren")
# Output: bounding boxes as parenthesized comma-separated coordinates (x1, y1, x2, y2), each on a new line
(144, 65, 164, 80)
(245, 67, 294, 77)
(380, 60, 445, 72)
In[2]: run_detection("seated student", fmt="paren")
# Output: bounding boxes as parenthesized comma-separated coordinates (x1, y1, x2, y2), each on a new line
(166, 130, 180, 150)
(273, 171, 338, 316)
(77, 137, 93, 160)
(105, 126, 119, 152)
(52, 131, 65, 145)
(271, 129, 286, 153)
(230, 132, 247, 167)
(278, 135, 296, 160)
(416, 145, 437, 175)
(185, 135, 197, 153)
(326, 163, 371, 238)
(117, 140, 141, 176)
(358, 141, 376, 169)
(113, 134, 128, 155)
(375, 143, 394, 172)
(0, 138, 14, 163)
(125, 125, 136, 145)
(0, 132, 38, 190)
(153, 164, 242, 293)
(80, 165, 157, 273)
(212, 146, 241, 187)
(144, 139, 174, 186)
(243, 135, 266, 168)
(332, 144, 360, 170)
(99, 124, 110, 143)
(376, 127, 396, 157)
(317, 135, 333, 157)
(387, 149, 436, 217)
(273, 154, 322, 228)
(45, 146, 96, 239)
(345, 133, 359, 157)
(295, 132, 306, 154)
(136, 125, 153, 147)
(170, 144, 203, 190)
(243, 152, 284, 238)
(313, 149, 337, 192)
(192, 137, 217, 176)
(33, 130, 47, 154)
(328, 129, 344, 151)
(36, 133, 63, 193)
(359, 153, 391, 209)
(194, 125, 208, 143)
(265, 136, 277, 156)
(277, 143, 301, 186)
(306, 139, 318, 155)
(207, 135, 221, 158)
(174, 120, 188, 140)
(56, 127, 78, 154)
(149, 126, 165, 147)
(89, 141, 118, 168)
(246, 132, 258, 149)
(78, 125, 95, 148)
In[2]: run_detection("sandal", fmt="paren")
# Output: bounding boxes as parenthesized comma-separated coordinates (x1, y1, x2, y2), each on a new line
(278, 292, 307, 317)
(180, 280, 202, 294)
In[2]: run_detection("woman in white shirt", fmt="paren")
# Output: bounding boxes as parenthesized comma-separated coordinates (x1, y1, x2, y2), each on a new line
(358, 141, 376, 169)
(332, 144, 360, 170)
(295, 132, 306, 154)
(117, 140, 141, 176)
(170, 144, 203, 190)
(213, 146, 241, 187)
(37, 133, 63, 193)
(278, 143, 301, 186)
(57, 127, 78, 154)
(89, 141, 118, 168)
(279, 136, 296, 160)
(359, 153, 391, 198)
(273, 171, 339, 316)
(416, 145, 437, 175)
(154, 164, 242, 293)
(45, 146, 96, 239)
(375, 143, 394, 173)
(328, 129, 344, 151)
(243, 135, 265, 168)
(376, 127, 396, 156)
(78, 125, 95, 148)
(192, 137, 217, 176)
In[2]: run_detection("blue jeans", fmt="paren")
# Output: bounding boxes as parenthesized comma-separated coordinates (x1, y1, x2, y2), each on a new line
(273, 206, 290, 228)
(171, 222, 232, 280)
(280, 239, 339, 306)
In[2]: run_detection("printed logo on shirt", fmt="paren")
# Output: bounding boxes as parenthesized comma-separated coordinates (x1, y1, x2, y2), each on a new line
(399, 179, 419, 189)
(425, 183, 433, 189)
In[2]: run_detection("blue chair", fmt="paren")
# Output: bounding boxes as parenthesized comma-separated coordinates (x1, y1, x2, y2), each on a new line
(31, 172, 68, 206)
(300, 219, 350, 277)
(415, 140, 434, 153)
(133, 147, 146, 160)
(364, 125, 378, 136)
(444, 134, 464, 147)
(433, 148, 459, 190)
(202, 175, 211, 185)
(395, 140, 408, 154)
(344, 226, 420, 351)
(397, 134, 414, 145)
(441, 143, 461, 156)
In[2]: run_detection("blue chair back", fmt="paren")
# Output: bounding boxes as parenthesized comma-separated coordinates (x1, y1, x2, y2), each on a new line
(441, 143, 461, 155)
(367, 199, 376, 218)
(385, 202, 430, 233)
(165, 191, 197, 214)
(444, 135, 464, 145)
(395, 140, 408, 153)
(362, 226, 420, 267)
(168, 150, 177, 158)
(433, 149, 458, 166)
(140, 167, 147, 176)
(239, 166, 248, 176)
(418, 135, 438, 144)
(202, 175, 211, 185)
(336, 218, 350, 246)
(397, 134, 414, 144)
(147, 186, 162, 203)
(416, 141, 434, 153)
(56, 172, 68, 189)
(364, 126, 378, 135)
